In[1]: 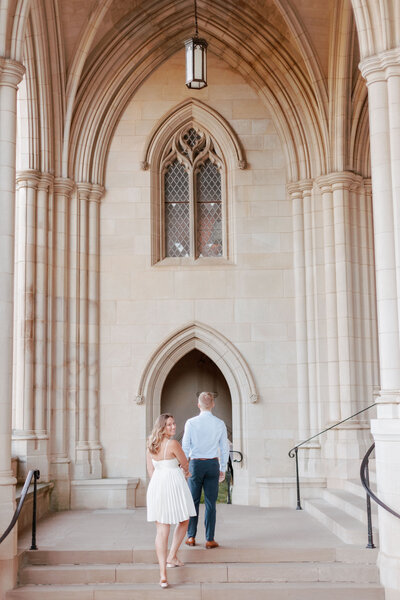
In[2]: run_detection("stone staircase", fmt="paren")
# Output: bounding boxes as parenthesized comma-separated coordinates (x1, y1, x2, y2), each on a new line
(8, 545, 383, 599)
(304, 468, 379, 546)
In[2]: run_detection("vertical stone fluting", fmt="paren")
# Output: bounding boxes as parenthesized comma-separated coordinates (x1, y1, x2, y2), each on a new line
(73, 183, 103, 480)
(361, 49, 400, 597)
(0, 56, 25, 597)
(289, 180, 313, 442)
(74, 183, 90, 478)
(12, 170, 52, 481)
(317, 177, 341, 424)
(50, 178, 74, 509)
(87, 185, 103, 477)
(303, 185, 320, 439)
(34, 174, 53, 458)
(13, 171, 39, 442)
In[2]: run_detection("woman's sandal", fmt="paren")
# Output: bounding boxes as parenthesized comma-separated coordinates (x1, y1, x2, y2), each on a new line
(160, 579, 168, 588)
(167, 558, 184, 568)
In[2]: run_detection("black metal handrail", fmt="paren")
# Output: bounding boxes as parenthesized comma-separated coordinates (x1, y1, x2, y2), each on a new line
(360, 442, 400, 548)
(226, 450, 243, 504)
(0, 469, 40, 550)
(288, 403, 376, 510)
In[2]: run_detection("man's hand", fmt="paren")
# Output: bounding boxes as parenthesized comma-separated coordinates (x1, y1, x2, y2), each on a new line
(219, 471, 225, 483)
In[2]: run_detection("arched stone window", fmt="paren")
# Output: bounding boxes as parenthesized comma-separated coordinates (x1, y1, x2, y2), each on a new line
(142, 99, 246, 265)
(162, 126, 224, 259)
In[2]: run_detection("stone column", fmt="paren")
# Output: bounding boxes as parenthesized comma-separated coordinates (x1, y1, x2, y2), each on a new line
(0, 57, 25, 598)
(73, 183, 103, 480)
(12, 171, 52, 482)
(315, 172, 377, 479)
(361, 48, 400, 600)
(288, 180, 314, 441)
(50, 178, 74, 510)
(87, 185, 104, 477)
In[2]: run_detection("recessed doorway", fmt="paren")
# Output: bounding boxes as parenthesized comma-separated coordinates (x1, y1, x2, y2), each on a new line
(160, 349, 232, 443)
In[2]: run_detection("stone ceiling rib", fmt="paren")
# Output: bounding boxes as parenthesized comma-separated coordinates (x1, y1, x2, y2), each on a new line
(68, 2, 327, 185)
(61, 0, 114, 178)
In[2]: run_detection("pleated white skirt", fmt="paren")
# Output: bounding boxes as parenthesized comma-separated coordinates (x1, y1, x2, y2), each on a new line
(147, 458, 196, 524)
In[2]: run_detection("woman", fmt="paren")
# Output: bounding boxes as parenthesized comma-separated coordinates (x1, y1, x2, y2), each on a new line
(146, 413, 196, 588)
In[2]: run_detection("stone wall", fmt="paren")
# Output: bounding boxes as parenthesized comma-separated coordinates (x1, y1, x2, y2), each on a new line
(100, 50, 295, 505)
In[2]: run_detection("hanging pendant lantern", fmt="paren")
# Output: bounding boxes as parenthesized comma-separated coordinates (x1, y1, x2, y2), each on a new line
(185, 0, 207, 89)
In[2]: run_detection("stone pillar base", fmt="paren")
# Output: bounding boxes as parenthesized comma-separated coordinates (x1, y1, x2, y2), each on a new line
(74, 445, 102, 480)
(49, 458, 71, 511)
(70, 478, 140, 510)
(378, 552, 400, 599)
(0, 476, 17, 599)
(11, 436, 50, 482)
(0, 557, 17, 600)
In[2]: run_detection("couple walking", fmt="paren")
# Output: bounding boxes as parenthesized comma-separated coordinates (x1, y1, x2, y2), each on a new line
(146, 391, 229, 588)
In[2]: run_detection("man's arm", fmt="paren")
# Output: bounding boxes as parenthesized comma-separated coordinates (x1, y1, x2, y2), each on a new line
(181, 420, 191, 459)
(218, 422, 229, 473)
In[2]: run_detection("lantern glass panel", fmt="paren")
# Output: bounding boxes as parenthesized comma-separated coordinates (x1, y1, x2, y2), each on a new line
(185, 41, 193, 83)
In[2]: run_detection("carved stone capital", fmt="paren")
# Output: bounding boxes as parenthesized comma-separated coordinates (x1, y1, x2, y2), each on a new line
(76, 182, 105, 203)
(38, 172, 54, 191)
(287, 179, 314, 199)
(360, 47, 400, 84)
(16, 170, 41, 190)
(54, 177, 75, 197)
(315, 171, 362, 193)
(0, 58, 25, 87)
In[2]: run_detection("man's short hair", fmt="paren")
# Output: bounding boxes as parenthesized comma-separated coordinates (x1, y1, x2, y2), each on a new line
(198, 391, 214, 409)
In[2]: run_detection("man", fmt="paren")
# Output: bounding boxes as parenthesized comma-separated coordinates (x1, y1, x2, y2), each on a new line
(182, 391, 229, 549)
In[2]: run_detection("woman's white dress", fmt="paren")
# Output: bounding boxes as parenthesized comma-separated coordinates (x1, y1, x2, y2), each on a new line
(147, 445, 196, 524)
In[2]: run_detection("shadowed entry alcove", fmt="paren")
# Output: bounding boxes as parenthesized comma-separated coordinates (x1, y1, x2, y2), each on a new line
(160, 349, 232, 442)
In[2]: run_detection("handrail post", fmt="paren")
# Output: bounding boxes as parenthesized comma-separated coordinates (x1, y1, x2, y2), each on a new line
(30, 470, 40, 550)
(364, 461, 375, 549)
(295, 448, 302, 510)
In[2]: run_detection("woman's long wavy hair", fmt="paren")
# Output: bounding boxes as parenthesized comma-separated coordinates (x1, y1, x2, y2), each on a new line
(147, 413, 174, 455)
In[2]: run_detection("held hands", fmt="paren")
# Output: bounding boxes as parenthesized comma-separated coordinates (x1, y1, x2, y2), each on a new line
(219, 471, 225, 483)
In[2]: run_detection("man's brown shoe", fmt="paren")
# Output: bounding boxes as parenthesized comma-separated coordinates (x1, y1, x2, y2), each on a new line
(185, 537, 196, 546)
(205, 540, 219, 549)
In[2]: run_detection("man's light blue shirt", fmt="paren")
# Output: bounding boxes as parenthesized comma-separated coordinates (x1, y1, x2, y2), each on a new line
(182, 411, 229, 472)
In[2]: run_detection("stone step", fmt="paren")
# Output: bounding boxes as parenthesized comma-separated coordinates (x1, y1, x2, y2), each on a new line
(304, 498, 378, 546)
(19, 560, 380, 585)
(25, 546, 343, 565)
(6, 582, 385, 600)
(322, 489, 379, 526)
(343, 478, 372, 500)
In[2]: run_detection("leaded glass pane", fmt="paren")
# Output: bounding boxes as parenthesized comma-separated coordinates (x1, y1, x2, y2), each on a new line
(196, 160, 222, 257)
(165, 160, 190, 257)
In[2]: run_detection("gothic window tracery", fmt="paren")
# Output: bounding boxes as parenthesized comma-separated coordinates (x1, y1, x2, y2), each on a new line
(162, 126, 224, 260)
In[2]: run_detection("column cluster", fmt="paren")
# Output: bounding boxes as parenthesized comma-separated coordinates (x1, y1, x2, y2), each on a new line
(361, 47, 400, 596)
(0, 56, 25, 595)
(289, 172, 379, 478)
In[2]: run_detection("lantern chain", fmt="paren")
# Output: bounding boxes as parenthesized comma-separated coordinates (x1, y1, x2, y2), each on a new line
(194, 0, 199, 37)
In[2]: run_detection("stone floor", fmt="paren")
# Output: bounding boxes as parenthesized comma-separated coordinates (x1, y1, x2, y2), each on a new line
(19, 504, 350, 551)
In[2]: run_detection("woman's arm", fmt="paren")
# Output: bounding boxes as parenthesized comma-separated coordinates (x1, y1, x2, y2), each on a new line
(146, 450, 155, 478)
(170, 440, 190, 476)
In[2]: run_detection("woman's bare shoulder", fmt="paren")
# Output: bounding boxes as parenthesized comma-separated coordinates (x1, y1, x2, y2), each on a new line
(169, 439, 182, 450)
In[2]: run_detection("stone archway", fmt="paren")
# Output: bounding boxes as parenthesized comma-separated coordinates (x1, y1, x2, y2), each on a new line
(136, 322, 258, 496)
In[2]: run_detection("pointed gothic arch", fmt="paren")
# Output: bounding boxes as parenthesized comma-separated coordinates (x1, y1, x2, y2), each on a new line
(136, 322, 258, 458)
(142, 99, 246, 264)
